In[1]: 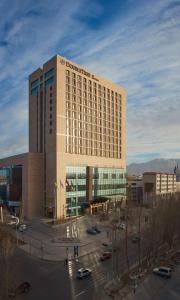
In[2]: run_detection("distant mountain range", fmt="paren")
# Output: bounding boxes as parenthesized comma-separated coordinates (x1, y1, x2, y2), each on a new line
(127, 159, 180, 175)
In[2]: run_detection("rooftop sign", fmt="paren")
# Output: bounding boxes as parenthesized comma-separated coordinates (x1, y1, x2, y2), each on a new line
(60, 58, 99, 81)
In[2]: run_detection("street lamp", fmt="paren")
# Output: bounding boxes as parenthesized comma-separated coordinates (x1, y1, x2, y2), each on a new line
(9, 215, 19, 245)
(54, 182, 58, 224)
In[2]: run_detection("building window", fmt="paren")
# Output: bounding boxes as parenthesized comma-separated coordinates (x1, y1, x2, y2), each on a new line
(45, 68, 54, 79)
(45, 77, 54, 87)
(103, 173, 108, 179)
(31, 86, 39, 94)
(31, 79, 39, 88)
(49, 129, 52, 134)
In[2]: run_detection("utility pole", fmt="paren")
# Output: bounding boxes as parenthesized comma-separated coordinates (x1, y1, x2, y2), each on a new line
(111, 225, 115, 280)
(54, 182, 58, 224)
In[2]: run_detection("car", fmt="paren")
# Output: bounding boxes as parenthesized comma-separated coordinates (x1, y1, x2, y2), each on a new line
(153, 267, 172, 278)
(9, 282, 31, 297)
(102, 242, 110, 247)
(102, 242, 117, 252)
(116, 223, 126, 230)
(132, 235, 140, 243)
(91, 226, 101, 233)
(76, 268, 92, 279)
(86, 228, 97, 235)
(100, 252, 112, 261)
(18, 224, 27, 232)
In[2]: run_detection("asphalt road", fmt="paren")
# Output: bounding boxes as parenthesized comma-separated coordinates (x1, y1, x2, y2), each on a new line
(10, 248, 111, 300)
(126, 264, 180, 300)
(6, 233, 141, 300)
(6, 217, 144, 300)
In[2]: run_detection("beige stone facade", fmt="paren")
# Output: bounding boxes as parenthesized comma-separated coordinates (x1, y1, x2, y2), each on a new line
(0, 54, 126, 220)
(0, 153, 44, 219)
(29, 55, 126, 219)
(143, 172, 176, 205)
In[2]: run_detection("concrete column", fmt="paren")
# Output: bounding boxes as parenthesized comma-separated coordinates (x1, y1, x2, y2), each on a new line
(86, 166, 93, 203)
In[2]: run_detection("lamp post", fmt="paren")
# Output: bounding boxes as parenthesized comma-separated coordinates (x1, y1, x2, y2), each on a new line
(0, 205, 3, 223)
(11, 215, 19, 246)
(54, 182, 58, 224)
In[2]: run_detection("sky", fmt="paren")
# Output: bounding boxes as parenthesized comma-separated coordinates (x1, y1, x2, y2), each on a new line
(0, 0, 180, 164)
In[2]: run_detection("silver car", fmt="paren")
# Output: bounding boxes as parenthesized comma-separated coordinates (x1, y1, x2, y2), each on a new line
(153, 267, 172, 278)
(76, 268, 92, 279)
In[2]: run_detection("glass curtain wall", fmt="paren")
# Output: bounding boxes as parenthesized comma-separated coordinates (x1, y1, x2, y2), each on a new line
(66, 166, 86, 216)
(0, 168, 10, 203)
(66, 166, 126, 216)
(92, 167, 126, 198)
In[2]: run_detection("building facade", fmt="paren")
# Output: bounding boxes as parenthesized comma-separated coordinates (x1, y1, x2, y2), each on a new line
(0, 54, 126, 219)
(143, 172, 176, 205)
(127, 175, 143, 204)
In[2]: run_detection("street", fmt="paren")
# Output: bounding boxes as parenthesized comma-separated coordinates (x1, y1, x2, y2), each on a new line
(125, 264, 180, 300)
(4, 214, 153, 300)
(10, 248, 111, 300)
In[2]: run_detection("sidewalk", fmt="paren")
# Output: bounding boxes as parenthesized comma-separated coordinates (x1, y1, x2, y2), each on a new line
(17, 217, 110, 261)
(19, 236, 105, 261)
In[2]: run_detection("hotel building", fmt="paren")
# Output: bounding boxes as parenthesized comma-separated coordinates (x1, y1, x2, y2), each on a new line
(0, 55, 126, 219)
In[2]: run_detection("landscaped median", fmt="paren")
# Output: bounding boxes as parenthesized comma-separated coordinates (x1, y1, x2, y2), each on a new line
(103, 246, 180, 299)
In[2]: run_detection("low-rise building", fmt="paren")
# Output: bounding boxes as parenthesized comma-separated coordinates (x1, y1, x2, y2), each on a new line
(143, 172, 176, 206)
(127, 175, 143, 204)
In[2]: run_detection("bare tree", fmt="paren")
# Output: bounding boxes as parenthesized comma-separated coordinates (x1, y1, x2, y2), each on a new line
(0, 225, 16, 299)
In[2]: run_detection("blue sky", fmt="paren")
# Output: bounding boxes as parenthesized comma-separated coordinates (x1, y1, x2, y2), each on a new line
(0, 0, 180, 164)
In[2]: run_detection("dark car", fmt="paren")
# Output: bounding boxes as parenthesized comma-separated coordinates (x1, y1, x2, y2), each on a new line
(92, 226, 101, 233)
(100, 252, 112, 261)
(132, 235, 140, 243)
(9, 282, 31, 298)
(102, 242, 109, 246)
(86, 228, 97, 235)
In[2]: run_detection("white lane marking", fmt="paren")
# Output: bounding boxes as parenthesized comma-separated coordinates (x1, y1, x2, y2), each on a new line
(75, 290, 85, 298)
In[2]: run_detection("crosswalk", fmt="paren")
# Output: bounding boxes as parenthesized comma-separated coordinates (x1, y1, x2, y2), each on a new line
(66, 248, 112, 298)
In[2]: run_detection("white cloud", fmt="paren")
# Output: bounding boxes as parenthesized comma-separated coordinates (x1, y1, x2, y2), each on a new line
(0, 0, 179, 164)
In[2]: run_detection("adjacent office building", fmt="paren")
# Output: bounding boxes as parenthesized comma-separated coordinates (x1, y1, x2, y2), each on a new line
(127, 175, 143, 204)
(143, 172, 176, 206)
(0, 55, 126, 219)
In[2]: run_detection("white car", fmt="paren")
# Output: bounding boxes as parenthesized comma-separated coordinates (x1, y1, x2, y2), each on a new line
(153, 267, 172, 278)
(116, 223, 126, 230)
(76, 268, 92, 279)
(19, 224, 27, 232)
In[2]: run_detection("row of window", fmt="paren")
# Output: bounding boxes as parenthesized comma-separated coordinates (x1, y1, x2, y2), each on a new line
(30, 68, 54, 94)
(66, 183, 126, 192)
(49, 86, 53, 134)
(31, 69, 54, 87)
(66, 146, 121, 158)
(31, 77, 54, 94)
(66, 72, 122, 99)
(66, 83, 121, 99)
